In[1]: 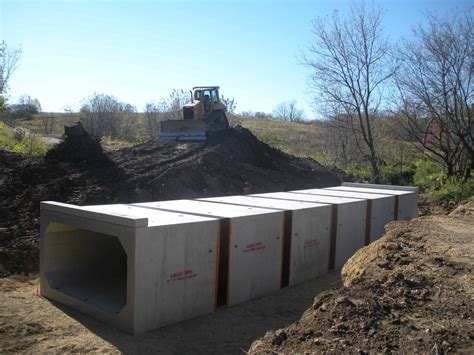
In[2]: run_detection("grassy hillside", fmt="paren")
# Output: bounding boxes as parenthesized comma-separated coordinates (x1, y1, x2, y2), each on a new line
(0, 121, 51, 155)
(229, 116, 325, 161)
(17, 113, 76, 138)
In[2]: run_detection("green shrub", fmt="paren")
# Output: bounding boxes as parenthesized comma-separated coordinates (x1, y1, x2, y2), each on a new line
(413, 159, 446, 191)
(429, 177, 474, 202)
(413, 159, 474, 202)
(345, 164, 372, 182)
(0, 122, 51, 156)
(380, 164, 416, 185)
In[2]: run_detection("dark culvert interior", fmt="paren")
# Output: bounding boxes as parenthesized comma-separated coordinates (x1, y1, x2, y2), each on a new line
(43, 223, 127, 314)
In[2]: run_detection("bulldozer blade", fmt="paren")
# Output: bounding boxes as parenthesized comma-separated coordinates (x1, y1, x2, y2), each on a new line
(159, 120, 206, 141)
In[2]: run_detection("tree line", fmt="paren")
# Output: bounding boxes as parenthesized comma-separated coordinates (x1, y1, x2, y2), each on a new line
(301, 3, 472, 182)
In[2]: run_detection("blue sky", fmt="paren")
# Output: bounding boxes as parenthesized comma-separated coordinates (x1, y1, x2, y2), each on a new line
(1, 0, 472, 116)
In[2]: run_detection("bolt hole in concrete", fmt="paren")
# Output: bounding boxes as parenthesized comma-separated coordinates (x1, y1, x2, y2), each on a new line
(43, 223, 127, 314)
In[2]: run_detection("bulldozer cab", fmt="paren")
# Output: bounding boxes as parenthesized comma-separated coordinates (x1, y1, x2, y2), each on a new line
(194, 87, 220, 113)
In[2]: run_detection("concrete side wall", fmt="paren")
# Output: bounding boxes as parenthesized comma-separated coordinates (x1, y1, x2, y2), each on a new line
(398, 194, 419, 220)
(334, 202, 367, 269)
(367, 198, 395, 242)
(133, 221, 219, 333)
(250, 192, 367, 270)
(289, 207, 331, 284)
(328, 186, 418, 219)
(197, 195, 332, 286)
(294, 189, 395, 243)
(228, 213, 283, 306)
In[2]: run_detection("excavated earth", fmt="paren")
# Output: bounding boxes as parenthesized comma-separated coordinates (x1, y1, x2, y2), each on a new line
(0, 126, 340, 274)
(249, 205, 474, 353)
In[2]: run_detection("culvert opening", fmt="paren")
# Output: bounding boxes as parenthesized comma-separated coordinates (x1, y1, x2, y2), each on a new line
(43, 223, 127, 314)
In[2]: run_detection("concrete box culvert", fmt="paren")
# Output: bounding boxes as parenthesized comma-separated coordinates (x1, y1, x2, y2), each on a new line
(291, 188, 395, 244)
(40, 183, 418, 334)
(42, 223, 128, 315)
(199, 195, 332, 286)
(328, 183, 419, 220)
(250, 192, 367, 270)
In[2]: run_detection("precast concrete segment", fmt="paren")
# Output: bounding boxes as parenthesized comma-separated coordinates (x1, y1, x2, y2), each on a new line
(291, 188, 395, 244)
(132, 200, 284, 307)
(40, 201, 221, 334)
(328, 183, 418, 220)
(250, 192, 367, 270)
(198, 195, 332, 286)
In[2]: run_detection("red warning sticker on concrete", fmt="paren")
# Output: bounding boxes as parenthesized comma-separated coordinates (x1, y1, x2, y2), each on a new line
(304, 239, 320, 249)
(167, 269, 197, 283)
(243, 241, 265, 253)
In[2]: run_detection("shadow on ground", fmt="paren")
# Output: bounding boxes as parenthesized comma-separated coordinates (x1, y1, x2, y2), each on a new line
(53, 272, 341, 354)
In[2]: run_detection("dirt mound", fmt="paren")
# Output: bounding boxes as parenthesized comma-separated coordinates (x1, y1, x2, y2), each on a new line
(0, 126, 340, 273)
(449, 201, 474, 216)
(249, 215, 474, 353)
(44, 122, 110, 163)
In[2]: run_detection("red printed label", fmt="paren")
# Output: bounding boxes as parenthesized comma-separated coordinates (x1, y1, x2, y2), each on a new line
(304, 239, 320, 249)
(243, 241, 265, 253)
(167, 269, 197, 283)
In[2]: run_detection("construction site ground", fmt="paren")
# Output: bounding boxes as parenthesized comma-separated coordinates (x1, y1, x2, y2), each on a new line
(0, 202, 472, 353)
(1, 126, 472, 353)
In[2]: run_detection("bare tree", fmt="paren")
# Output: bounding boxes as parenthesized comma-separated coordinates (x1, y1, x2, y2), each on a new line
(0, 42, 21, 97)
(167, 89, 190, 120)
(80, 93, 118, 138)
(302, 2, 396, 182)
(9, 95, 42, 120)
(40, 114, 57, 135)
(118, 103, 138, 141)
(80, 93, 137, 140)
(0, 42, 21, 120)
(144, 100, 167, 141)
(395, 10, 473, 178)
(221, 95, 237, 113)
(321, 115, 360, 167)
(272, 100, 305, 122)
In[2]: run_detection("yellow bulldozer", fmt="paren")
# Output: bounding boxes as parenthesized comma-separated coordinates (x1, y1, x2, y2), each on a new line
(159, 86, 229, 141)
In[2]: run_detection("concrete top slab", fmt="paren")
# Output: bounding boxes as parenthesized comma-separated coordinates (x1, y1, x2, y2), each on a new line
(199, 195, 330, 210)
(80, 203, 219, 227)
(326, 186, 413, 196)
(133, 199, 280, 218)
(250, 192, 363, 205)
(292, 188, 391, 200)
(41, 201, 149, 228)
(342, 182, 418, 192)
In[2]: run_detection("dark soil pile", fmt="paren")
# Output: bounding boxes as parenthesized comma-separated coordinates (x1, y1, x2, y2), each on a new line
(249, 213, 474, 353)
(44, 122, 109, 164)
(0, 126, 340, 274)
